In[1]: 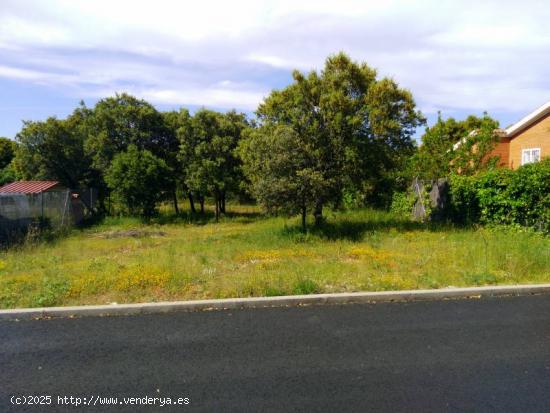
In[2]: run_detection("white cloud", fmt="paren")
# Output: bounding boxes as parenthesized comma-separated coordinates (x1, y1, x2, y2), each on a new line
(0, 65, 46, 81)
(0, 64, 78, 85)
(139, 87, 267, 110)
(0, 0, 549, 117)
(246, 54, 297, 70)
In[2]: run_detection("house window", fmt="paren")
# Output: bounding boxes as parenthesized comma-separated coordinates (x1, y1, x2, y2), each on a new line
(521, 148, 541, 165)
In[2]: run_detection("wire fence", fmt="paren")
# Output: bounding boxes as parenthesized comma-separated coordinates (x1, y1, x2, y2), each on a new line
(0, 190, 75, 243)
(411, 178, 449, 221)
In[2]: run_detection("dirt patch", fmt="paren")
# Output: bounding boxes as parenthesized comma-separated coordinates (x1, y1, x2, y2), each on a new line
(95, 229, 167, 239)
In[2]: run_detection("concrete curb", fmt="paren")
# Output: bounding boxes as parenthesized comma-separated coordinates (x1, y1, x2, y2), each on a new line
(2, 283, 550, 320)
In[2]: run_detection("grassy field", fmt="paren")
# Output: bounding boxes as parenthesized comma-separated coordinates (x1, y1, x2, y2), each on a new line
(0, 205, 549, 309)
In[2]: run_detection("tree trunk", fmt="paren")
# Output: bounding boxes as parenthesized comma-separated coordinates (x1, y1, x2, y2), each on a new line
(214, 191, 220, 222)
(188, 192, 196, 214)
(220, 190, 226, 214)
(313, 200, 323, 226)
(199, 195, 205, 214)
(172, 191, 179, 215)
(301, 206, 307, 233)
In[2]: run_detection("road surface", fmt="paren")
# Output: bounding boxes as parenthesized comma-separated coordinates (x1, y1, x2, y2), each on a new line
(2, 295, 550, 412)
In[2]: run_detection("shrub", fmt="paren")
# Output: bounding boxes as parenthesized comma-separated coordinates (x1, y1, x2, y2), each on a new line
(448, 159, 550, 231)
(448, 174, 479, 224)
(342, 189, 362, 210)
(390, 191, 416, 218)
(506, 160, 550, 230)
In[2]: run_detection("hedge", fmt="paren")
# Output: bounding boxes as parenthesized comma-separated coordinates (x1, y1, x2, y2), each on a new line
(389, 190, 416, 218)
(448, 158, 550, 231)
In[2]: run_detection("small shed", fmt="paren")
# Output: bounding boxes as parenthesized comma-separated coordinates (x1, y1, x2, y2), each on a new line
(0, 181, 76, 241)
(0, 180, 65, 194)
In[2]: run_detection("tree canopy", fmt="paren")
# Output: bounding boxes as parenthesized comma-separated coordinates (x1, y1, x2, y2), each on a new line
(7, 53, 435, 221)
(242, 52, 424, 224)
(410, 113, 500, 179)
(0, 137, 16, 170)
(240, 125, 326, 230)
(85, 93, 175, 171)
(0, 137, 17, 186)
(14, 105, 97, 189)
(105, 145, 171, 217)
(179, 109, 248, 220)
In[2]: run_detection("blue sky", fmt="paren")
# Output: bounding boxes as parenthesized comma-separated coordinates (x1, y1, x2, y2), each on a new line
(1, 0, 549, 140)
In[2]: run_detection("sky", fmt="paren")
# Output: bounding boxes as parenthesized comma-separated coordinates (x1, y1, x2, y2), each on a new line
(1, 0, 549, 140)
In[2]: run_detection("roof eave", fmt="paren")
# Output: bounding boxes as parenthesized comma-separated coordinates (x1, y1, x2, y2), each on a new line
(505, 101, 550, 138)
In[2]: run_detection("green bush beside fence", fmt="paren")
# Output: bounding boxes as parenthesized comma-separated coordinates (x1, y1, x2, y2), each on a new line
(391, 159, 550, 232)
(449, 159, 550, 231)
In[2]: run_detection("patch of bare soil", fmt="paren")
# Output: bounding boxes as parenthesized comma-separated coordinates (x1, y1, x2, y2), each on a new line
(94, 229, 167, 239)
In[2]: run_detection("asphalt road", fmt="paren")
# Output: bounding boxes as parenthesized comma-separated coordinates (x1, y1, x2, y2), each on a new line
(2, 295, 550, 412)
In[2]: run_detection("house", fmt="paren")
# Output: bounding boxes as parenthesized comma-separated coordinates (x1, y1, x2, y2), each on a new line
(485, 101, 550, 169)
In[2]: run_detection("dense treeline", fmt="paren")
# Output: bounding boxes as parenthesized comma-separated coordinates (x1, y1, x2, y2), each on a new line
(1, 52, 546, 236)
(10, 97, 251, 220)
(2, 53, 429, 228)
(4, 51, 537, 232)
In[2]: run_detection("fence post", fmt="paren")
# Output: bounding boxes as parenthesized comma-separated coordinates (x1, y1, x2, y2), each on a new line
(60, 190, 70, 227)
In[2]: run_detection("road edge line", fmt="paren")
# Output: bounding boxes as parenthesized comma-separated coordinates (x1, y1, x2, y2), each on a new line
(2, 283, 550, 320)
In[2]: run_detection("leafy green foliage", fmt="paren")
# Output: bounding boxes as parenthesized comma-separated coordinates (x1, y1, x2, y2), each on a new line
(0, 137, 16, 170)
(0, 162, 17, 186)
(410, 113, 500, 179)
(389, 191, 416, 218)
(105, 145, 171, 217)
(449, 158, 550, 231)
(452, 114, 500, 175)
(409, 114, 463, 180)
(247, 52, 423, 222)
(162, 108, 191, 180)
(0, 137, 18, 186)
(239, 125, 327, 230)
(14, 94, 183, 212)
(85, 93, 175, 171)
(179, 109, 248, 219)
(7, 54, 430, 226)
(447, 174, 481, 224)
(14, 106, 98, 189)
(85, 93, 180, 209)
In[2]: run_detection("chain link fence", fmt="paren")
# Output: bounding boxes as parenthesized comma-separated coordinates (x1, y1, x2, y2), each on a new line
(0, 190, 75, 243)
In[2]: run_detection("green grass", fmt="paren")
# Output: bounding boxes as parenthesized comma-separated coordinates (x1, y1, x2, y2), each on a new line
(0, 205, 549, 309)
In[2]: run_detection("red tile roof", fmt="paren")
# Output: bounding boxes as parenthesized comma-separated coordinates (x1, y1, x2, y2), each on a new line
(0, 181, 62, 194)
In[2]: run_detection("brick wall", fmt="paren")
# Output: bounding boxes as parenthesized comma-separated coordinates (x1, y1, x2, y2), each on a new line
(508, 114, 550, 169)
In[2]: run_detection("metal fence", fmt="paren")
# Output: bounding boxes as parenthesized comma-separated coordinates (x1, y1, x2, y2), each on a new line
(411, 178, 449, 221)
(0, 190, 74, 242)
